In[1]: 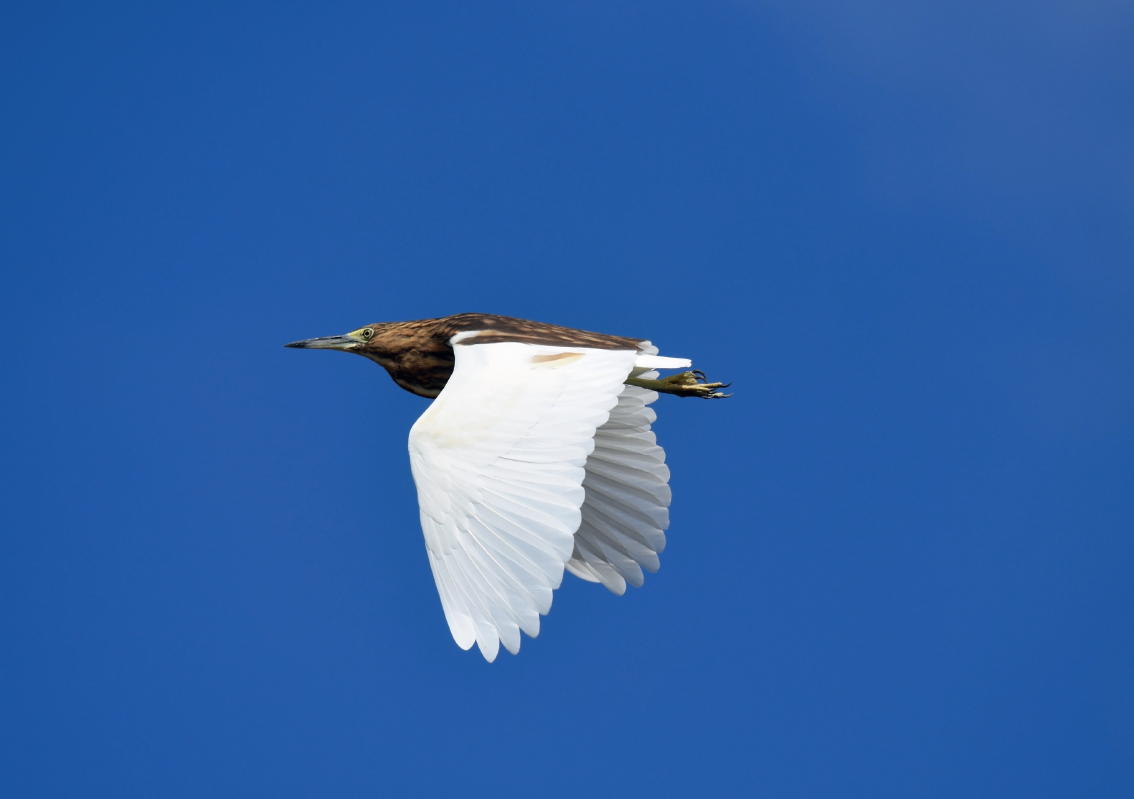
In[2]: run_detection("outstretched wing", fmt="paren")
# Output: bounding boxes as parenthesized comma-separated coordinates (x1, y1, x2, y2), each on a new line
(408, 341, 639, 661)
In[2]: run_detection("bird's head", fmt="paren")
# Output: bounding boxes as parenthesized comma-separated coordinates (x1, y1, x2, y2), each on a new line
(286, 318, 457, 398)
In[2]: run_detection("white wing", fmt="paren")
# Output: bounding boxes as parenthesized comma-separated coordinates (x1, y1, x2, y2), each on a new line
(566, 346, 681, 594)
(408, 341, 639, 661)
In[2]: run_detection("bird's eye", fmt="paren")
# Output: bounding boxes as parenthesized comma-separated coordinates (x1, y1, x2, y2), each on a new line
(361, 328, 374, 340)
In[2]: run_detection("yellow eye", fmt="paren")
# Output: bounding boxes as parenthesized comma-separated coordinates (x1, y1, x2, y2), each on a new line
(360, 328, 374, 341)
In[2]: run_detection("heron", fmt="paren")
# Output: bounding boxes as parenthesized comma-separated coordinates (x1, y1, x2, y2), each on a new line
(286, 313, 729, 660)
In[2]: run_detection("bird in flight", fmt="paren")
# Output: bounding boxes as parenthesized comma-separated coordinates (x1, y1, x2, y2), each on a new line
(285, 313, 729, 661)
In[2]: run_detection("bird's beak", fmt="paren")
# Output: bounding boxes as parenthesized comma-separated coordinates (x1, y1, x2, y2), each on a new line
(283, 334, 361, 351)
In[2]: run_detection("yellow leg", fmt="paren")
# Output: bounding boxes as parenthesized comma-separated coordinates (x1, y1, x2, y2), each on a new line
(625, 370, 732, 399)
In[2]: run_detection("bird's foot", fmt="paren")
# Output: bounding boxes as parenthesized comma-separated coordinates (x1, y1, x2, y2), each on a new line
(625, 370, 732, 399)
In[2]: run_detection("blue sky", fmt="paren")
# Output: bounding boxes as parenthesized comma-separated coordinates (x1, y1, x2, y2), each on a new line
(2, 2, 1131, 796)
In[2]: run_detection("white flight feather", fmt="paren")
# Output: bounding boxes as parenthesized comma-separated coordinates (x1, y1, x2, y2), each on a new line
(409, 341, 638, 660)
(566, 377, 674, 595)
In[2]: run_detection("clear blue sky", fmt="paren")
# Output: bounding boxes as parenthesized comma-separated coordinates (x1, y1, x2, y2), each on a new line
(2, 2, 1131, 796)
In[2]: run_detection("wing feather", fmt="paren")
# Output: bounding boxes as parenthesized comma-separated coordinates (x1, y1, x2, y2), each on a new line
(409, 341, 638, 660)
(568, 378, 676, 594)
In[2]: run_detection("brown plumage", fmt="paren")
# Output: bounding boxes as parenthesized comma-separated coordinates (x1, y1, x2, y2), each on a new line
(285, 313, 647, 398)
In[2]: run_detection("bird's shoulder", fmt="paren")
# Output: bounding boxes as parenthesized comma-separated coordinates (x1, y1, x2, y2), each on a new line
(436, 313, 646, 351)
